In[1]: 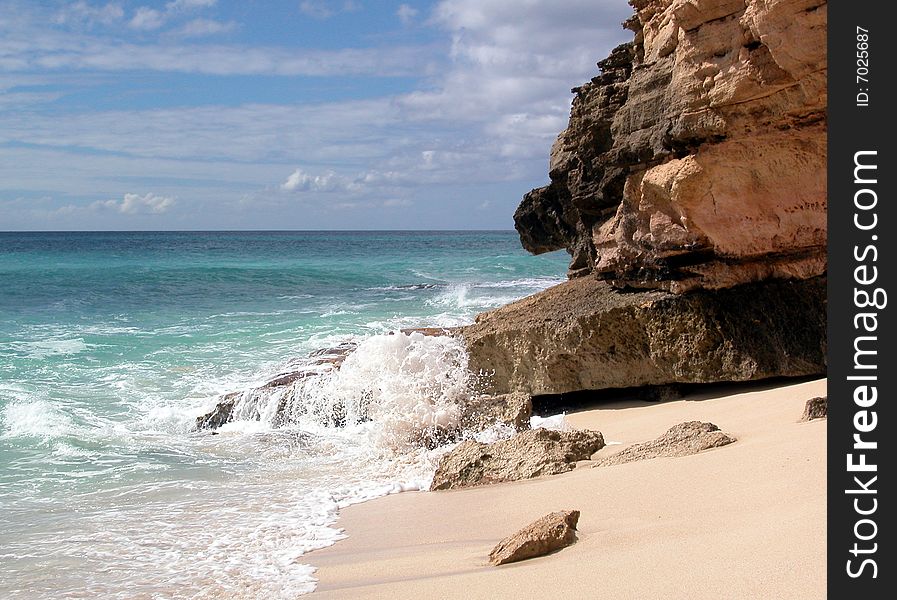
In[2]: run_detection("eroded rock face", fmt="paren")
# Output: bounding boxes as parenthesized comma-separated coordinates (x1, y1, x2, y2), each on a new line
(461, 275, 826, 396)
(596, 421, 735, 467)
(515, 0, 827, 292)
(459, 392, 532, 433)
(430, 428, 605, 491)
(489, 510, 580, 566)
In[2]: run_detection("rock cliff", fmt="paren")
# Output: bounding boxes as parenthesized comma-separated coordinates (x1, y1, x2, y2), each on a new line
(515, 0, 827, 292)
(465, 0, 827, 397)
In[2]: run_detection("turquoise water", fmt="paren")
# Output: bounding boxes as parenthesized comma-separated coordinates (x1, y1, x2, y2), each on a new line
(0, 231, 568, 598)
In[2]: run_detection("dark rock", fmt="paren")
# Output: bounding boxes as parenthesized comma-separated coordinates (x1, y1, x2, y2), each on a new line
(489, 510, 580, 566)
(261, 371, 315, 389)
(801, 396, 827, 420)
(195, 343, 357, 431)
(398, 327, 452, 337)
(195, 392, 238, 430)
(639, 384, 684, 402)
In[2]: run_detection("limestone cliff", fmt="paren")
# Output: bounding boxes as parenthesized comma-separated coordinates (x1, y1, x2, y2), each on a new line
(464, 0, 827, 397)
(515, 0, 827, 292)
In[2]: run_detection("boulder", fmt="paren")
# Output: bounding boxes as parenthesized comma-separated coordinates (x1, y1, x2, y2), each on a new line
(431, 428, 604, 491)
(489, 510, 580, 566)
(460, 275, 826, 396)
(801, 396, 827, 421)
(596, 421, 735, 467)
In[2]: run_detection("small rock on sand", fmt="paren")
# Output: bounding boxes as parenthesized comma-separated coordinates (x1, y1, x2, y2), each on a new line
(801, 396, 827, 421)
(489, 510, 580, 566)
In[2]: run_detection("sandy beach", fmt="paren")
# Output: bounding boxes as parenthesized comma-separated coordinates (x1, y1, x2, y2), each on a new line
(310, 377, 827, 599)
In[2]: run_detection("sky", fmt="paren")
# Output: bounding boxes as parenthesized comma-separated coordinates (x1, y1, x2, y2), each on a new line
(0, 0, 632, 230)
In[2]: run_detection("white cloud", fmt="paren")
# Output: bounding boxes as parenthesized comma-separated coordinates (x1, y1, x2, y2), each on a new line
(54, 2, 124, 27)
(397, 4, 418, 25)
(128, 0, 217, 31)
(401, 0, 632, 122)
(1, 1, 428, 79)
(1, 30, 431, 77)
(129, 7, 165, 30)
(299, 0, 362, 20)
(281, 168, 347, 192)
(177, 18, 236, 37)
(166, 0, 217, 11)
(0, 89, 64, 110)
(299, 1, 334, 19)
(92, 193, 176, 214)
(2, 0, 636, 229)
(383, 198, 412, 208)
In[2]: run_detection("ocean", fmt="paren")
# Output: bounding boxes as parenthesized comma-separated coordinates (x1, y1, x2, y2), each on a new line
(0, 231, 568, 599)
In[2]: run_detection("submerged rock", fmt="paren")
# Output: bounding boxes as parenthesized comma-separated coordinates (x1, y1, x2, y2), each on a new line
(460, 276, 826, 397)
(431, 428, 604, 491)
(595, 421, 735, 467)
(801, 396, 827, 421)
(194, 342, 357, 431)
(489, 510, 580, 566)
(195, 392, 239, 430)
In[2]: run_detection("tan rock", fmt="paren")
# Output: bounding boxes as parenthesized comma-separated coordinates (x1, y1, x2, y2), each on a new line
(514, 0, 827, 291)
(460, 275, 826, 396)
(459, 392, 532, 432)
(594, 132, 826, 292)
(489, 510, 580, 566)
(596, 421, 735, 467)
(430, 428, 604, 491)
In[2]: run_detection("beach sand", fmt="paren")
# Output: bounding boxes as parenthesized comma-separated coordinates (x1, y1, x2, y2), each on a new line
(310, 377, 827, 599)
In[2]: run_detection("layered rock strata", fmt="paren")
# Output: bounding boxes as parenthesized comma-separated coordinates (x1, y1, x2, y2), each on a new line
(515, 0, 827, 292)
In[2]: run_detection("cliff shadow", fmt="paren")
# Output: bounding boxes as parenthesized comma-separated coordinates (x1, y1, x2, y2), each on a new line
(530, 374, 825, 417)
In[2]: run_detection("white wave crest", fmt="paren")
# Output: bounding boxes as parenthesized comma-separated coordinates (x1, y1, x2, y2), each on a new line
(0, 399, 75, 440)
(218, 332, 472, 451)
(11, 338, 90, 359)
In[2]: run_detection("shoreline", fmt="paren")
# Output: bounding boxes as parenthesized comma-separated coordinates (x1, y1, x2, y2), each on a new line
(307, 377, 827, 598)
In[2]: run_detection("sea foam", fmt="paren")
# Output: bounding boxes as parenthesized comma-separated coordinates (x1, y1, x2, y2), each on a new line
(0, 399, 75, 441)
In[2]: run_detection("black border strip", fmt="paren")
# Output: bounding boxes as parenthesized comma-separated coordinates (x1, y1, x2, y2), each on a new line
(828, 1, 893, 595)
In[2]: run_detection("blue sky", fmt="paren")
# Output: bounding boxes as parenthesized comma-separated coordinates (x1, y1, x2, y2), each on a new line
(1, 0, 631, 230)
